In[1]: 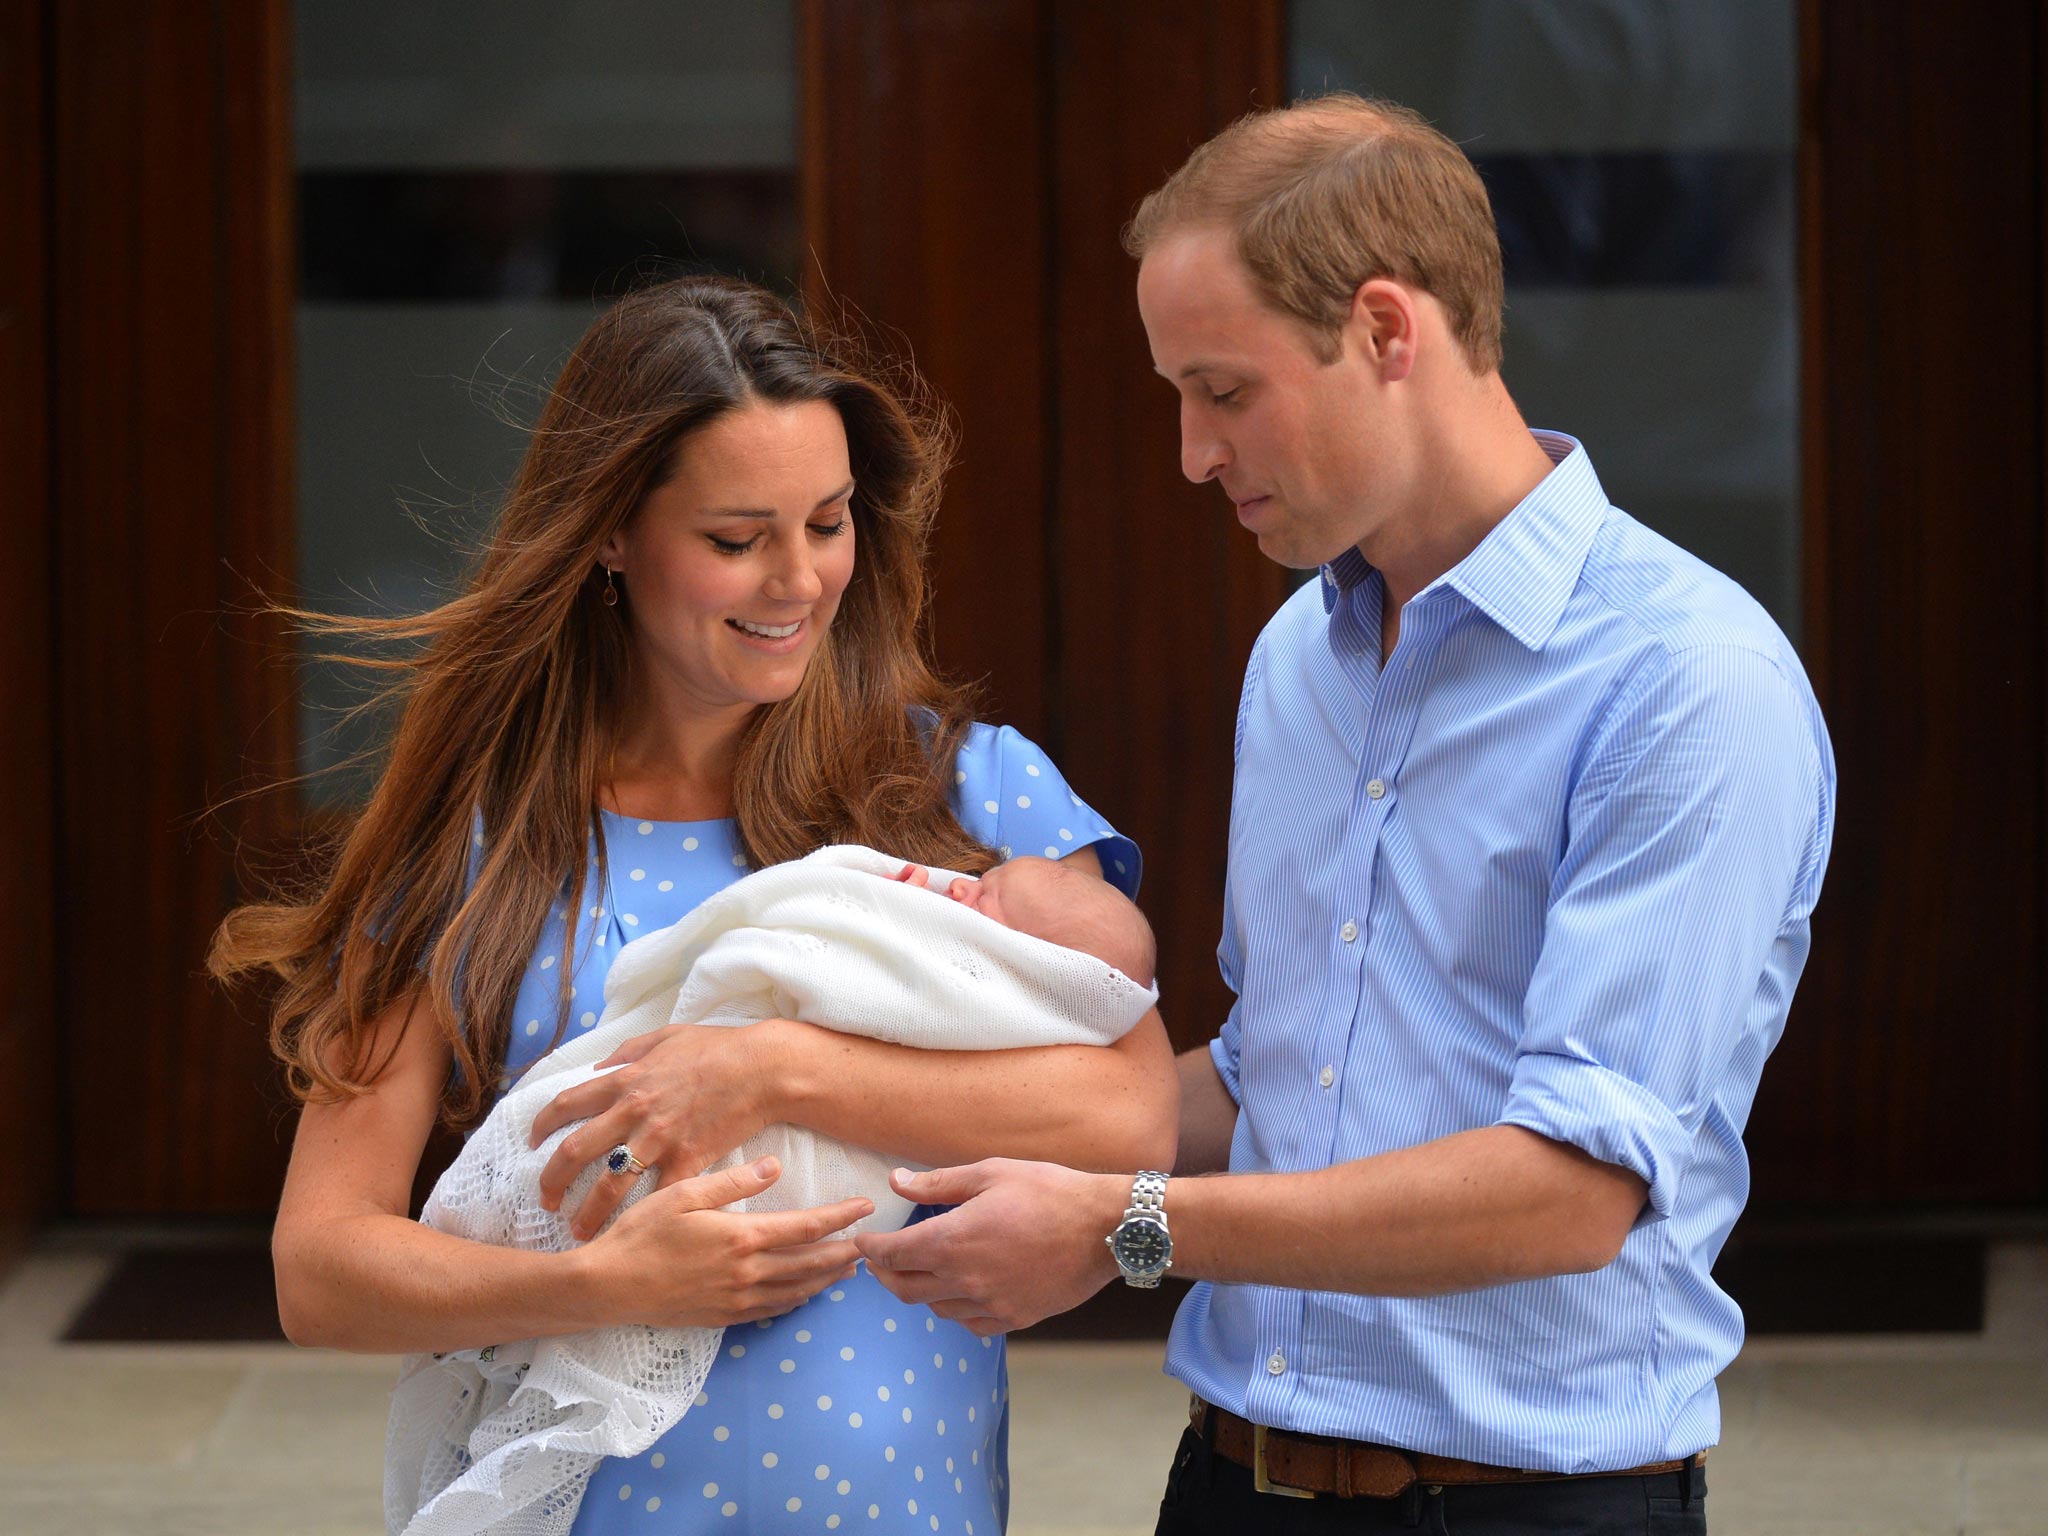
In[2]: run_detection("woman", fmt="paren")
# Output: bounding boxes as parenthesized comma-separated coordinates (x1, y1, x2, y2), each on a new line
(212, 275, 1176, 1533)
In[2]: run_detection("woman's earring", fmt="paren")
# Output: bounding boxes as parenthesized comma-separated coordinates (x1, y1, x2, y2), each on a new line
(602, 566, 619, 607)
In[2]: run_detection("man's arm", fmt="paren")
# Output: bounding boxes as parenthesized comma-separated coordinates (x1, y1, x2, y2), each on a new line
(859, 645, 1828, 1333)
(1173, 1045, 1237, 1175)
(1164, 1126, 1644, 1291)
(854, 1127, 1643, 1334)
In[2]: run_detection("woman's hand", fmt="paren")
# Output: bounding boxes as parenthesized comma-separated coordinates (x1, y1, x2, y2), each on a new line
(578, 1156, 871, 1329)
(531, 1019, 807, 1239)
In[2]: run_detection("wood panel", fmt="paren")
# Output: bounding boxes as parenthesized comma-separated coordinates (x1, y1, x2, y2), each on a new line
(1046, 0, 1287, 1051)
(34, 1, 2029, 1222)
(800, 0, 1051, 738)
(51, 2, 296, 1215)
(804, 1, 1285, 1050)
(2039, 0, 2048, 1216)
(1747, 0, 2045, 1204)
(0, 0, 60, 1268)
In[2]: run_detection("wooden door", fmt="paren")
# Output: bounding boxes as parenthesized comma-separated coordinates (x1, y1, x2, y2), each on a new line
(809, 0, 2048, 1213)
(1746, 0, 2045, 1205)
(44, 0, 297, 1216)
(0, 0, 61, 1265)
(804, 0, 1289, 1052)
(19, 0, 2044, 1227)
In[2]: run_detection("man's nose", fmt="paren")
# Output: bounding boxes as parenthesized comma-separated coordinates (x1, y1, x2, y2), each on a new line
(1180, 402, 1227, 484)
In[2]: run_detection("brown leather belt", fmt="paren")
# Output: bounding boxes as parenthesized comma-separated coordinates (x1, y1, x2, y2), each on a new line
(1191, 1397, 1707, 1500)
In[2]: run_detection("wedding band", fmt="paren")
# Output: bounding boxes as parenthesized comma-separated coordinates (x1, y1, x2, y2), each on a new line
(605, 1143, 651, 1178)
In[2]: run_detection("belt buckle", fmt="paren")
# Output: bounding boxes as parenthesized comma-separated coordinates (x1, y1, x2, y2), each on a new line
(1252, 1423, 1316, 1500)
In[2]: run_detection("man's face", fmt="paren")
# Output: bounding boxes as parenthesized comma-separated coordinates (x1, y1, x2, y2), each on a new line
(1136, 226, 1404, 569)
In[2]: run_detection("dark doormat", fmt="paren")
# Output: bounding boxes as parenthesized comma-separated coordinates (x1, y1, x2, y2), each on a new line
(59, 1242, 1181, 1345)
(1015, 1235, 1988, 1341)
(1715, 1231, 1986, 1335)
(1015, 1276, 1190, 1341)
(53, 1234, 1988, 1344)
(63, 1244, 285, 1343)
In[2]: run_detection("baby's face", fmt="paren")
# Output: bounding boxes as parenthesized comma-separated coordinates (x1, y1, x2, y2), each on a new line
(891, 855, 1151, 984)
(888, 856, 1066, 937)
(943, 856, 1065, 936)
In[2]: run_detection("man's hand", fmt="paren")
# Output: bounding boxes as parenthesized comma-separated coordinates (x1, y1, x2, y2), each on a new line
(853, 1159, 1127, 1334)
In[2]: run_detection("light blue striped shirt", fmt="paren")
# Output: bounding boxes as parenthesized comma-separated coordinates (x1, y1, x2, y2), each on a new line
(1165, 431, 1836, 1472)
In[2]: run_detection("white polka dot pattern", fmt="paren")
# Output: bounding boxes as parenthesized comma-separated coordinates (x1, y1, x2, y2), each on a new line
(577, 1279, 1008, 1536)
(441, 721, 1129, 1535)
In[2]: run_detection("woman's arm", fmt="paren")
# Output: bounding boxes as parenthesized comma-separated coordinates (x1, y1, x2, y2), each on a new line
(273, 990, 871, 1354)
(533, 846, 1180, 1238)
(537, 1014, 1177, 1241)
(789, 842, 1178, 1174)
(779, 1003, 1177, 1170)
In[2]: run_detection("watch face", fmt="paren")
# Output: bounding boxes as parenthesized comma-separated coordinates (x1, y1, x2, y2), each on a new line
(1113, 1217, 1170, 1272)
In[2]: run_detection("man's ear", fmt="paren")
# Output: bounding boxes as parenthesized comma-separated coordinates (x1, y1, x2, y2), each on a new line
(1349, 278, 1417, 383)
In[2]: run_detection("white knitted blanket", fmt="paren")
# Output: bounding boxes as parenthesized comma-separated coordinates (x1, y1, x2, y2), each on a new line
(384, 844, 1157, 1536)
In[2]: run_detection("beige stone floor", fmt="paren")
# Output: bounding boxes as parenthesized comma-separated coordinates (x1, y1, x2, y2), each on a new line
(3, 1234, 2045, 1535)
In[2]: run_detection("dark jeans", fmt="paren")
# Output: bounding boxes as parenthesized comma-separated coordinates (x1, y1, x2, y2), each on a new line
(1153, 1426, 1708, 1536)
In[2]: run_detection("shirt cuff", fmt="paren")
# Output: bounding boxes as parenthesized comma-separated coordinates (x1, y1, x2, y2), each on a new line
(1208, 1033, 1243, 1107)
(1497, 1052, 1688, 1226)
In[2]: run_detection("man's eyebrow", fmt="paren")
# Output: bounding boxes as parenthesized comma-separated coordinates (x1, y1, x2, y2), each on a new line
(700, 480, 857, 519)
(1153, 362, 1228, 381)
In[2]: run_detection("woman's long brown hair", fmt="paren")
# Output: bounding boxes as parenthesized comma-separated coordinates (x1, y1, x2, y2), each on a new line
(210, 276, 996, 1129)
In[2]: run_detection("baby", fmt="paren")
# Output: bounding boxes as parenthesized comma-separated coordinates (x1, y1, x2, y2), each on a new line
(388, 845, 1159, 1536)
(892, 853, 1157, 988)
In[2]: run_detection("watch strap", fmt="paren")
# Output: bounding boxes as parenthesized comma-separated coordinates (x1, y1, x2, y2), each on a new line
(1127, 1169, 1169, 1216)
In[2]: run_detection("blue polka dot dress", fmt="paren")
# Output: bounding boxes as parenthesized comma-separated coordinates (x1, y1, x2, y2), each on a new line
(485, 723, 1141, 1535)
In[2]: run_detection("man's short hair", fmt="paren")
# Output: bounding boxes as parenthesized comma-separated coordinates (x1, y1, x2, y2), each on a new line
(1124, 92, 1504, 374)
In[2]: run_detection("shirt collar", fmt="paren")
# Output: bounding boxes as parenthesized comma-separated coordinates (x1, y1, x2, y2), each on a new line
(1320, 430, 1609, 651)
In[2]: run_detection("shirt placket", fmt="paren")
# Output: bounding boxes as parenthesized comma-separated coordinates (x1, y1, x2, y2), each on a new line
(1258, 592, 1453, 1416)
(1326, 593, 1452, 1133)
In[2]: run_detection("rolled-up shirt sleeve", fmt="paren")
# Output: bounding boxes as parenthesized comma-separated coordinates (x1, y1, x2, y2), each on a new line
(1499, 641, 1828, 1224)
(1207, 633, 1270, 1108)
(1210, 1010, 1244, 1104)
(1208, 838, 1247, 1107)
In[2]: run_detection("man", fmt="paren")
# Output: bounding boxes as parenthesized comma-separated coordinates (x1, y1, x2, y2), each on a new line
(856, 93, 1834, 1533)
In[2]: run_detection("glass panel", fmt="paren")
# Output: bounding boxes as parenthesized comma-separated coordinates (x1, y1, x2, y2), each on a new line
(293, 1, 798, 800)
(1290, 0, 1801, 634)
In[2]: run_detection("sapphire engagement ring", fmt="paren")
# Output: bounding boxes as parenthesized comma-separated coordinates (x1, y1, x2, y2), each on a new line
(605, 1143, 651, 1178)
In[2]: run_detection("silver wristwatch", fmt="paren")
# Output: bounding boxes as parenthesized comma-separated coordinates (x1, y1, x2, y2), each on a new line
(1105, 1170, 1173, 1288)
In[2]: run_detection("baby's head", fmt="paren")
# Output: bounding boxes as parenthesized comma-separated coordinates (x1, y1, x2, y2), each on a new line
(906, 856, 1156, 986)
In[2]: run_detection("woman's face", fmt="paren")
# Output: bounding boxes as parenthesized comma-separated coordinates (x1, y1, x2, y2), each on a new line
(605, 398, 858, 723)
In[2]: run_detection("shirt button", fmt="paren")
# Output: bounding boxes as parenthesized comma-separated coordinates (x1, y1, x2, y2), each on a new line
(1319, 1065, 1335, 1089)
(1267, 1352, 1287, 1376)
(1366, 778, 1387, 800)
(1340, 920, 1359, 943)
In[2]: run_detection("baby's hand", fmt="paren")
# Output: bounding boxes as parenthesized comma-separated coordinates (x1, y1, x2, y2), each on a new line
(892, 863, 932, 889)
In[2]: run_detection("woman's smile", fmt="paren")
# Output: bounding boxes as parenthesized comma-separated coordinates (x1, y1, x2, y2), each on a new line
(727, 615, 808, 650)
